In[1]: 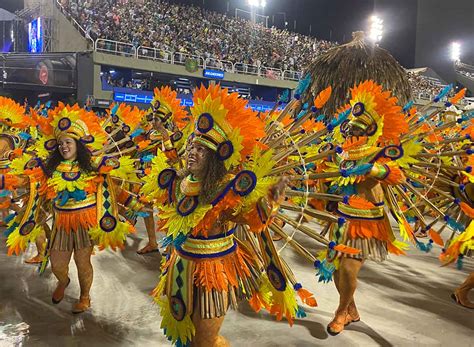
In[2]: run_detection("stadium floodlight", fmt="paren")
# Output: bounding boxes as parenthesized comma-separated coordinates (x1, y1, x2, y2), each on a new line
(368, 15, 383, 43)
(451, 42, 461, 62)
(247, 0, 266, 8)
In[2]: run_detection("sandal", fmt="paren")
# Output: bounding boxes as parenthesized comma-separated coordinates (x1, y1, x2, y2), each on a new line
(451, 292, 474, 309)
(72, 296, 91, 314)
(137, 244, 160, 255)
(327, 310, 347, 336)
(52, 278, 70, 304)
(25, 255, 44, 264)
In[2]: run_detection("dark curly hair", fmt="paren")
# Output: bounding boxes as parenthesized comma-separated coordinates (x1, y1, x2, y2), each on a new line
(179, 146, 227, 204)
(44, 139, 95, 177)
(200, 148, 227, 203)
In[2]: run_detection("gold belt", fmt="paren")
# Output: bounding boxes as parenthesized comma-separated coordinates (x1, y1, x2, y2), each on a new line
(337, 202, 384, 220)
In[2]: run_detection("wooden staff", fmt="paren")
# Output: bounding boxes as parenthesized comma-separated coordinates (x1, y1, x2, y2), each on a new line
(269, 223, 316, 262)
(264, 99, 297, 136)
(407, 167, 461, 187)
(413, 149, 470, 158)
(403, 182, 446, 217)
(279, 202, 339, 223)
(269, 147, 337, 175)
(391, 185, 429, 225)
(287, 171, 341, 181)
(413, 162, 468, 172)
(276, 213, 330, 246)
(406, 175, 454, 200)
(284, 190, 344, 202)
(287, 109, 313, 133)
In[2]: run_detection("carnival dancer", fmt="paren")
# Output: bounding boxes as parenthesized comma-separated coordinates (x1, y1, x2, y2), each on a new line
(136, 87, 191, 255)
(0, 97, 50, 264)
(2, 103, 141, 313)
(142, 85, 318, 346)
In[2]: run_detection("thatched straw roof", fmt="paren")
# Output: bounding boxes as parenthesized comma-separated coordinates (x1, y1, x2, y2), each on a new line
(302, 31, 411, 117)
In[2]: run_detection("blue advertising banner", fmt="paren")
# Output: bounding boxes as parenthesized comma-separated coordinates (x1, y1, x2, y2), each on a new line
(203, 69, 225, 79)
(113, 90, 284, 112)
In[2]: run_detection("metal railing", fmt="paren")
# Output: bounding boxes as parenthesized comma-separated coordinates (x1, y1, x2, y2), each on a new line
(172, 52, 205, 68)
(137, 46, 172, 64)
(95, 39, 136, 58)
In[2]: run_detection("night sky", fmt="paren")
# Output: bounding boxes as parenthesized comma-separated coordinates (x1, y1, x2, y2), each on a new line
(170, 0, 419, 67)
(2, 0, 472, 75)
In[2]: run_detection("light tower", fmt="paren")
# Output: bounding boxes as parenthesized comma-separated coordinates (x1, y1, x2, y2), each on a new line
(368, 15, 383, 44)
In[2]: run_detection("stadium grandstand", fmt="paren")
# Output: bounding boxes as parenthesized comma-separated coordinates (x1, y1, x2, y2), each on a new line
(0, 0, 471, 110)
(1, 0, 474, 346)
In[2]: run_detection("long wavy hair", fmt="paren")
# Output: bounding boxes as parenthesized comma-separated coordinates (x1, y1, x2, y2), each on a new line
(44, 139, 95, 177)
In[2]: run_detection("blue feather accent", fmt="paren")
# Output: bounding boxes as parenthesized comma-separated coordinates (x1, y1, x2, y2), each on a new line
(403, 100, 414, 112)
(130, 128, 144, 138)
(446, 217, 465, 232)
(18, 132, 32, 140)
(415, 240, 432, 253)
(340, 184, 356, 196)
(279, 89, 290, 103)
(140, 154, 155, 163)
(161, 233, 187, 248)
(45, 101, 52, 108)
(330, 108, 351, 128)
(296, 306, 307, 318)
(3, 221, 18, 237)
(296, 110, 306, 120)
(295, 73, 311, 97)
(315, 259, 335, 283)
(136, 211, 149, 218)
(4, 213, 16, 224)
(316, 114, 325, 122)
(71, 189, 87, 201)
(433, 84, 452, 102)
(0, 190, 11, 197)
(341, 163, 373, 177)
(111, 104, 120, 115)
(456, 256, 463, 270)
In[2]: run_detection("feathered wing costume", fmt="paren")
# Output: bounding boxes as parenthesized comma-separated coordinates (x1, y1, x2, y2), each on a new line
(2, 102, 144, 259)
(142, 85, 319, 346)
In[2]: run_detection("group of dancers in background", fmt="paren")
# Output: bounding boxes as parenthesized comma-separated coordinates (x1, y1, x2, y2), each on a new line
(0, 73, 473, 346)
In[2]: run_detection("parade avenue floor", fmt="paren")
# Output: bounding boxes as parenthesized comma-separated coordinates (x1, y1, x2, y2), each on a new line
(0, 219, 473, 347)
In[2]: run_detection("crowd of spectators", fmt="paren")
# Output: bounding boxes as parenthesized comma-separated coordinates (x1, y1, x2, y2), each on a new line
(102, 72, 151, 90)
(407, 72, 445, 98)
(60, 0, 338, 72)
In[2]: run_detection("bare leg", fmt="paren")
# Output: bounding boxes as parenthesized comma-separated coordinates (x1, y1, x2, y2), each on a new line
(25, 230, 46, 264)
(191, 313, 229, 347)
(452, 272, 474, 309)
(137, 213, 159, 254)
(72, 246, 93, 313)
(328, 257, 363, 335)
(50, 249, 73, 303)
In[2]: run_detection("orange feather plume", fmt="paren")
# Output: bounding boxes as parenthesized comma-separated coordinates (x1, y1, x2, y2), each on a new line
(460, 201, 474, 218)
(449, 88, 466, 105)
(428, 229, 444, 246)
(313, 86, 332, 109)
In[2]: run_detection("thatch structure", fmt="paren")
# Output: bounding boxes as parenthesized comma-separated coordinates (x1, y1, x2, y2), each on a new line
(302, 31, 411, 117)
